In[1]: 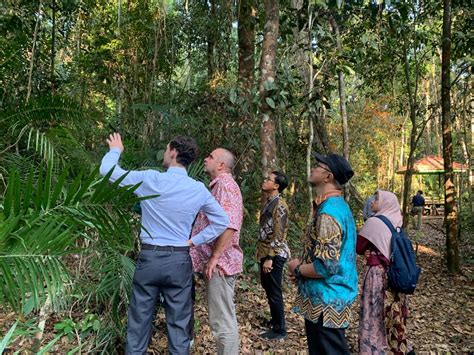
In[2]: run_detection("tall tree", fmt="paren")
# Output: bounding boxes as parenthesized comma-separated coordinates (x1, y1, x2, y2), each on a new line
(259, 0, 279, 177)
(329, 15, 350, 200)
(26, 0, 42, 103)
(50, 0, 56, 93)
(441, 0, 460, 273)
(238, 0, 256, 91)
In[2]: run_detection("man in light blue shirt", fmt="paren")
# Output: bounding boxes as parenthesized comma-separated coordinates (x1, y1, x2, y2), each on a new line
(100, 133, 229, 354)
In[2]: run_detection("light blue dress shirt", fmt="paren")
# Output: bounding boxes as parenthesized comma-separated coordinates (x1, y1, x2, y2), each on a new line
(99, 148, 229, 246)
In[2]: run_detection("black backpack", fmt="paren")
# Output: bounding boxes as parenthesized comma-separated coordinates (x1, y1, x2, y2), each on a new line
(376, 215, 421, 294)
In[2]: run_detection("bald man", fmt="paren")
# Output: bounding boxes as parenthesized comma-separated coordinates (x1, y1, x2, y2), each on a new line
(190, 148, 243, 354)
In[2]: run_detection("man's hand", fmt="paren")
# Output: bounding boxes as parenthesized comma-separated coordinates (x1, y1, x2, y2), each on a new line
(187, 239, 194, 247)
(204, 256, 221, 280)
(288, 272, 297, 284)
(263, 259, 273, 273)
(288, 258, 301, 276)
(106, 132, 124, 152)
(288, 258, 301, 284)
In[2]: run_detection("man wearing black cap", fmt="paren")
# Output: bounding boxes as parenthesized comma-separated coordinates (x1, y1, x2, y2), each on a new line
(288, 153, 358, 355)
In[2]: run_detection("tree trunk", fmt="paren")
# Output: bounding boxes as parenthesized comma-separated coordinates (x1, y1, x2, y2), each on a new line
(401, 52, 417, 227)
(441, 0, 460, 273)
(238, 0, 256, 91)
(218, 0, 232, 75)
(259, 0, 279, 178)
(207, 0, 216, 81)
(291, 0, 315, 216)
(329, 15, 350, 200)
(27, 0, 42, 103)
(50, 0, 56, 93)
(460, 79, 473, 213)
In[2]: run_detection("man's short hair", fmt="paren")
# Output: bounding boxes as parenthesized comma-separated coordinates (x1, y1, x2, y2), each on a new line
(417, 190, 423, 194)
(272, 171, 289, 193)
(169, 136, 199, 168)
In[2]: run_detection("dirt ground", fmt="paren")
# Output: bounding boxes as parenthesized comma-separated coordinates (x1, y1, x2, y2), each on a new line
(2, 218, 473, 354)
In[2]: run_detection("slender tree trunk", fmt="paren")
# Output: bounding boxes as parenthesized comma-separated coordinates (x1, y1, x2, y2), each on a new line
(401, 53, 418, 227)
(207, 0, 216, 81)
(27, 1, 42, 103)
(50, 0, 56, 93)
(460, 80, 473, 213)
(291, 0, 315, 215)
(238, 0, 256, 91)
(259, 0, 279, 178)
(441, 0, 460, 273)
(431, 57, 442, 156)
(116, 0, 123, 121)
(329, 16, 350, 200)
(391, 140, 396, 190)
(218, 0, 232, 75)
(425, 79, 433, 154)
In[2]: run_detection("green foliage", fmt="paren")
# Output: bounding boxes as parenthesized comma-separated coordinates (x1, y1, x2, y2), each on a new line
(0, 0, 471, 351)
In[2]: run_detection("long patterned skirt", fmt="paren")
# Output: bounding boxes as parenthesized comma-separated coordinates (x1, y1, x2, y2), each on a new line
(359, 265, 411, 355)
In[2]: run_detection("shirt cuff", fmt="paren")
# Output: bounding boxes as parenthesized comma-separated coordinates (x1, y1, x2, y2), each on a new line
(191, 234, 205, 246)
(110, 147, 122, 154)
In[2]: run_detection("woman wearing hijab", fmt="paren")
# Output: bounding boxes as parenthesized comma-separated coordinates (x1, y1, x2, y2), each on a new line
(357, 190, 414, 355)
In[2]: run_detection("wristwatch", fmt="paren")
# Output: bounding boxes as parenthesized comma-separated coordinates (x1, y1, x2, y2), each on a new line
(294, 264, 303, 279)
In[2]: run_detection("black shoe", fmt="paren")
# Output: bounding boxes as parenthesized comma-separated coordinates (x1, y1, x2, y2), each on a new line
(260, 330, 287, 340)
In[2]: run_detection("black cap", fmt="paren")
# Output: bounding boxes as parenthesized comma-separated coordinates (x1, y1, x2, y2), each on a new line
(314, 153, 354, 185)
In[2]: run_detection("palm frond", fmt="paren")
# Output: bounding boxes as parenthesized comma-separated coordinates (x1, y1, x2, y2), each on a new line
(0, 163, 140, 313)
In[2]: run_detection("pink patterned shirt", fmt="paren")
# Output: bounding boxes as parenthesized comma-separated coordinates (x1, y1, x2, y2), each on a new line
(190, 173, 244, 276)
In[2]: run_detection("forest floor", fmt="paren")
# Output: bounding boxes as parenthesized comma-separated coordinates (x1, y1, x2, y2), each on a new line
(147, 218, 474, 354)
(1, 218, 473, 354)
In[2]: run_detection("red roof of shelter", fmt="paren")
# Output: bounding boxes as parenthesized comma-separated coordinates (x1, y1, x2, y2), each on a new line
(397, 155, 465, 174)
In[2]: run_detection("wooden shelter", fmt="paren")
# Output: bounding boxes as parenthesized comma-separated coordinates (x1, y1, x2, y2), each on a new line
(397, 155, 467, 216)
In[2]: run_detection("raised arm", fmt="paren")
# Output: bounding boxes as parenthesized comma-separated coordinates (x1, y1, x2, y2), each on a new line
(99, 133, 152, 195)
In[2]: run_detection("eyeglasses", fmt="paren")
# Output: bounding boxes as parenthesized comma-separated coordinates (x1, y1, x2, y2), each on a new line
(264, 176, 276, 183)
(315, 162, 332, 173)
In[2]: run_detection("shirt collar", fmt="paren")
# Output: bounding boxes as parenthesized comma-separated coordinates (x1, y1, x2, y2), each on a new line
(266, 193, 280, 205)
(313, 191, 343, 208)
(209, 172, 232, 188)
(167, 166, 188, 176)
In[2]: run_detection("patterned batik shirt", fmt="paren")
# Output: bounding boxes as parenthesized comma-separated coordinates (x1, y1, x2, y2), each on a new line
(257, 195, 290, 261)
(190, 173, 244, 276)
(294, 194, 358, 329)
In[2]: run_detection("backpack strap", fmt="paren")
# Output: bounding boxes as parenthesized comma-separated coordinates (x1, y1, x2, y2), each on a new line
(375, 215, 396, 234)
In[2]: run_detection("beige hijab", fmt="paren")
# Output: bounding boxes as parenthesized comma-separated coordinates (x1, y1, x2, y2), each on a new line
(358, 190, 403, 260)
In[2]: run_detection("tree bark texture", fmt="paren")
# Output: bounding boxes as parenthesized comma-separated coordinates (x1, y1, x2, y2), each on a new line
(401, 53, 418, 227)
(207, 0, 216, 81)
(50, 0, 56, 93)
(330, 15, 350, 200)
(441, 0, 460, 273)
(238, 0, 256, 91)
(27, 1, 42, 103)
(259, 0, 279, 176)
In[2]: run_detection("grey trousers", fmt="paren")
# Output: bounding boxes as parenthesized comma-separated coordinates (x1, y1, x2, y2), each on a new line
(125, 249, 192, 355)
(205, 273, 239, 355)
(412, 206, 423, 230)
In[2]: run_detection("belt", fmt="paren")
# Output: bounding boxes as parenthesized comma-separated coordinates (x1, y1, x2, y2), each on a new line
(141, 244, 189, 252)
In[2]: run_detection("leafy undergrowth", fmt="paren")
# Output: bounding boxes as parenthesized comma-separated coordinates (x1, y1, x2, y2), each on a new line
(1, 219, 473, 353)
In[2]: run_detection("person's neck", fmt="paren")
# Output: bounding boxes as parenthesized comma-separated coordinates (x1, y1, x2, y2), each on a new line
(209, 169, 230, 180)
(168, 162, 186, 170)
(314, 183, 340, 198)
(267, 190, 279, 199)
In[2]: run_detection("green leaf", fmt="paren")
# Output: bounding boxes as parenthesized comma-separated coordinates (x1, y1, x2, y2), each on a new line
(229, 89, 237, 104)
(0, 320, 18, 353)
(265, 97, 276, 109)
